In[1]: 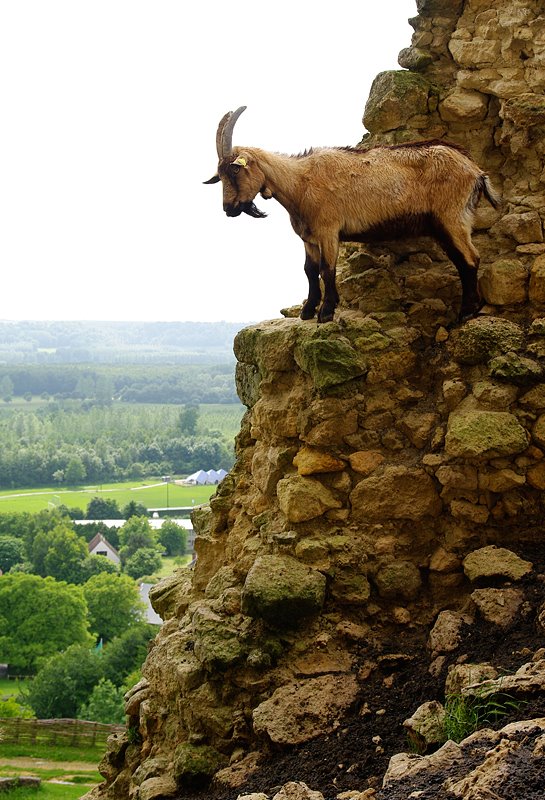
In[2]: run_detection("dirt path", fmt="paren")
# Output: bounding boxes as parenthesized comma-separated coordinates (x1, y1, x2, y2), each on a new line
(0, 757, 98, 771)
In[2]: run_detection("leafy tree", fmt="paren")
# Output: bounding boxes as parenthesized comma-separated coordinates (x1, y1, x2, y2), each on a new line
(80, 554, 119, 581)
(65, 456, 87, 485)
(124, 548, 162, 580)
(118, 517, 159, 562)
(158, 520, 187, 556)
(79, 678, 125, 724)
(86, 497, 123, 520)
(179, 404, 199, 436)
(0, 574, 91, 671)
(0, 512, 32, 541)
(31, 524, 88, 583)
(53, 469, 65, 484)
(0, 535, 26, 571)
(122, 501, 148, 519)
(102, 624, 154, 686)
(27, 644, 103, 718)
(83, 573, 144, 641)
(20, 508, 73, 562)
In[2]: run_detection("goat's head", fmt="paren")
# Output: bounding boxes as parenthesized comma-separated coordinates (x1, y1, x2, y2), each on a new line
(204, 106, 267, 219)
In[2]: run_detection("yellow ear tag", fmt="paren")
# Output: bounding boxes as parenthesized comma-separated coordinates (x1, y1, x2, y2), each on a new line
(232, 156, 247, 167)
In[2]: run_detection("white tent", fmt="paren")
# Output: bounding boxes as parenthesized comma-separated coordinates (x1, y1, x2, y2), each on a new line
(206, 469, 221, 483)
(184, 469, 209, 485)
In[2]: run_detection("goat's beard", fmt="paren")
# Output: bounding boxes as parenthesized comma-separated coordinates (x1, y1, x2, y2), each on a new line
(242, 201, 267, 218)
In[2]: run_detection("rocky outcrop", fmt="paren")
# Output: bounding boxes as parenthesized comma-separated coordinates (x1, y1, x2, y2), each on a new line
(85, 2, 545, 799)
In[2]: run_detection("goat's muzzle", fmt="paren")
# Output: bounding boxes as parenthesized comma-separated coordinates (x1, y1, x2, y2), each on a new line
(224, 202, 267, 219)
(224, 203, 242, 218)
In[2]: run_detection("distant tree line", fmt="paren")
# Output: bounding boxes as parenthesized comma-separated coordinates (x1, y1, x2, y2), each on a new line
(0, 363, 238, 404)
(0, 402, 236, 487)
(0, 320, 247, 364)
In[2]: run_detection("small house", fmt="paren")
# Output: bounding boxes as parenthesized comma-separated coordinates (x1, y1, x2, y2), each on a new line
(87, 533, 120, 565)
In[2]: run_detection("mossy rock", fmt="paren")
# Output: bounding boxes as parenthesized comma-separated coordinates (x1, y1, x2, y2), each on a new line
(445, 410, 528, 458)
(489, 352, 543, 386)
(450, 317, 525, 365)
(173, 744, 228, 789)
(233, 319, 298, 374)
(241, 555, 326, 627)
(294, 329, 368, 389)
(192, 604, 245, 670)
(235, 362, 261, 408)
(363, 70, 433, 133)
(375, 561, 422, 601)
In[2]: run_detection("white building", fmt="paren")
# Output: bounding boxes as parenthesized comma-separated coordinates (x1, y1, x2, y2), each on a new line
(87, 533, 120, 564)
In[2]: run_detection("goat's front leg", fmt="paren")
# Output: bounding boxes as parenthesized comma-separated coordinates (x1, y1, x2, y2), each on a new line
(317, 238, 339, 323)
(300, 243, 322, 320)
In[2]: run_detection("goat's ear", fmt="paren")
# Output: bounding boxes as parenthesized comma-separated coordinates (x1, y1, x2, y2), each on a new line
(232, 156, 248, 168)
(203, 174, 220, 184)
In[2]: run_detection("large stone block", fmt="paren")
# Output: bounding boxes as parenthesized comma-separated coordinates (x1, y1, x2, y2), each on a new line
(445, 410, 528, 458)
(294, 331, 367, 390)
(479, 259, 528, 305)
(449, 317, 524, 365)
(439, 89, 488, 121)
(277, 475, 342, 522)
(463, 545, 533, 581)
(241, 555, 326, 626)
(375, 561, 422, 601)
(252, 674, 358, 745)
(363, 70, 432, 133)
(350, 466, 442, 521)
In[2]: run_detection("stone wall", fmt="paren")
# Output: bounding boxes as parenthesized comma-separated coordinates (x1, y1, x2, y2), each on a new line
(85, 2, 545, 799)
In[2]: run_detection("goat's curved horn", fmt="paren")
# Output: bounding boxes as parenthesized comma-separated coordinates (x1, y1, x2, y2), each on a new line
(218, 106, 247, 159)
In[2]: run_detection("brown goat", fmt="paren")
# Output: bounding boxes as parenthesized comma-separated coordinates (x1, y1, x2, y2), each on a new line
(205, 106, 499, 323)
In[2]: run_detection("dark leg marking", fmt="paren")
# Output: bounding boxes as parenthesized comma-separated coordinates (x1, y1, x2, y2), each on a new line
(317, 262, 338, 323)
(301, 253, 321, 320)
(431, 221, 482, 321)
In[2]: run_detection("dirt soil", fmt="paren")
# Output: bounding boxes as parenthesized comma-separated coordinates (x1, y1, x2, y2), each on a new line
(0, 758, 98, 771)
(182, 544, 545, 800)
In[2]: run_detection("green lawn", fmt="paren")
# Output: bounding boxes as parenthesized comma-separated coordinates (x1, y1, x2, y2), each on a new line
(0, 785, 91, 800)
(0, 480, 216, 515)
(0, 678, 28, 698)
(0, 742, 105, 764)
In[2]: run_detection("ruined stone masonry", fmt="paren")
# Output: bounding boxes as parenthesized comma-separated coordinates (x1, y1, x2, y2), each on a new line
(85, 1, 545, 798)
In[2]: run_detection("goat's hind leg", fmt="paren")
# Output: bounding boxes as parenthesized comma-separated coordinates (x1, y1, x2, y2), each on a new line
(317, 239, 339, 323)
(438, 225, 482, 322)
(300, 243, 322, 320)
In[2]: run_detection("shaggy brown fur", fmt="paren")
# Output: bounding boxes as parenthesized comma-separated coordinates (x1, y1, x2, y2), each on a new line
(205, 108, 500, 323)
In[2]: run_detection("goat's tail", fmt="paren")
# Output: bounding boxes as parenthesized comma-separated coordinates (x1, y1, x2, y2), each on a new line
(472, 173, 501, 210)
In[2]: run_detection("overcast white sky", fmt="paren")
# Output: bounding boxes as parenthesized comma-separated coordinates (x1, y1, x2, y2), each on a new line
(1, 0, 417, 323)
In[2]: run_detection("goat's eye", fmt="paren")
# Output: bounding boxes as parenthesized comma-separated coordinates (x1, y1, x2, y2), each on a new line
(230, 164, 240, 176)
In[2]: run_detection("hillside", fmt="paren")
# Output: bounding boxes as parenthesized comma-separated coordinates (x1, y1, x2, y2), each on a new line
(0, 320, 249, 364)
(85, 2, 545, 800)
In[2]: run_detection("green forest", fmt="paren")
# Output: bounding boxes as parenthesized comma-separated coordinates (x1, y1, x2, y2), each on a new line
(0, 363, 238, 404)
(0, 320, 247, 364)
(0, 401, 244, 488)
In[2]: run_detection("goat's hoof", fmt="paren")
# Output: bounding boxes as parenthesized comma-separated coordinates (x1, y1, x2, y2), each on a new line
(300, 306, 317, 321)
(458, 306, 481, 324)
(317, 312, 335, 324)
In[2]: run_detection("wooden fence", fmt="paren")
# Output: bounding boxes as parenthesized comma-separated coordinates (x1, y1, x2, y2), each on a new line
(0, 717, 125, 748)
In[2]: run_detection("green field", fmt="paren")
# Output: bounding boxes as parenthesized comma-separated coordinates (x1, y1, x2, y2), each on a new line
(0, 480, 217, 515)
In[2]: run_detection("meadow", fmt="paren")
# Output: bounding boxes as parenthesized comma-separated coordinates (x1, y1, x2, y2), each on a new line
(0, 479, 217, 515)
